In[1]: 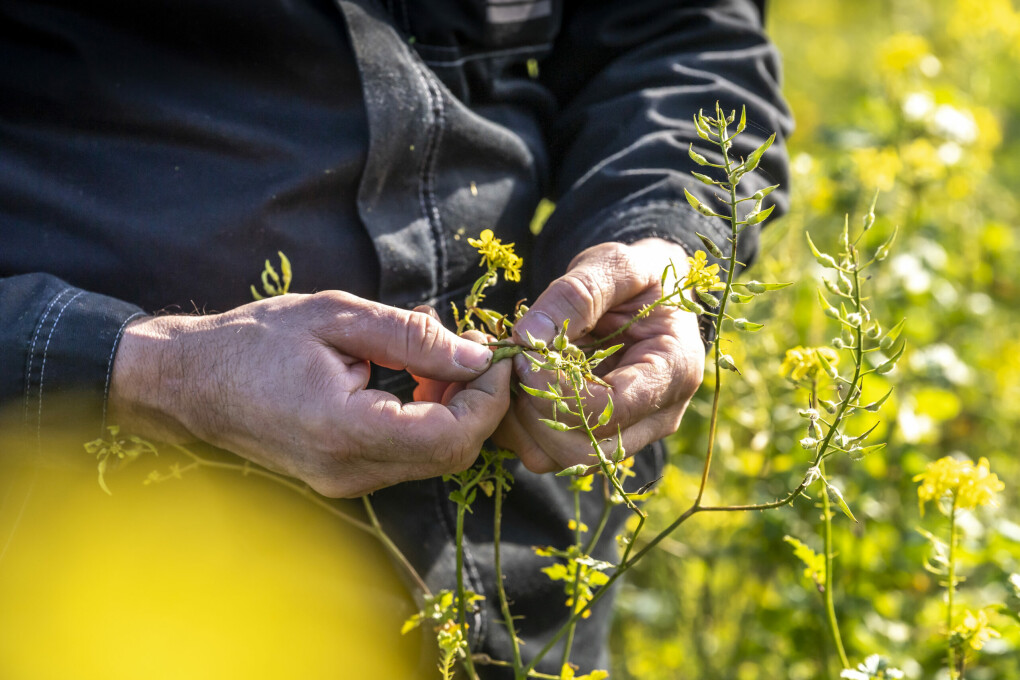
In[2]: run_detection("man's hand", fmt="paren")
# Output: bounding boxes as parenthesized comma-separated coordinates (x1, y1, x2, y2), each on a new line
(493, 238, 705, 473)
(108, 291, 511, 497)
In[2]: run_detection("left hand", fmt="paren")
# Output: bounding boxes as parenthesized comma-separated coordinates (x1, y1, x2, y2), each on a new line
(492, 238, 706, 473)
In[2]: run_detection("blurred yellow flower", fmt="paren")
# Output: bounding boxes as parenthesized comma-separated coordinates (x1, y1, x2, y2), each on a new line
(914, 455, 1005, 516)
(852, 147, 902, 192)
(780, 346, 840, 383)
(949, 0, 1020, 51)
(952, 609, 1001, 651)
(877, 33, 932, 73)
(900, 138, 946, 184)
(468, 229, 523, 281)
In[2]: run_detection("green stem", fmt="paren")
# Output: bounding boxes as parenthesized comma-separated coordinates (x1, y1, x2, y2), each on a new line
(811, 382, 850, 671)
(820, 460, 850, 670)
(560, 487, 585, 670)
(493, 471, 524, 677)
(693, 113, 741, 509)
(456, 502, 478, 679)
(584, 498, 613, 555)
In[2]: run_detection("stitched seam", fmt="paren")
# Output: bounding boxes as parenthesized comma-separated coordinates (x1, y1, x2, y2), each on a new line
(36, 290, 84, 439)
(101, 311, 146, 430)
(409, 57, 448, 299)
(409, 59, 437, 299)
(424, 73, 448, 291)
(23, 288, 72, 424)
(422, 43, 552, 67)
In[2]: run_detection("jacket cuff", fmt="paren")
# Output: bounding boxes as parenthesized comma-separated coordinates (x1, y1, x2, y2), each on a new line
(18, 277, 145, 436)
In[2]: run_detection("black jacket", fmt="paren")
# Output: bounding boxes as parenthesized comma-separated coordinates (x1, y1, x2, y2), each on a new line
(0, 0, 791, 675)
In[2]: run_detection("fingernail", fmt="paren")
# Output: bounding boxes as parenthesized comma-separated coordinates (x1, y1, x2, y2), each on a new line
(455, 342, 493, 372)
(515, 310, 558, 346)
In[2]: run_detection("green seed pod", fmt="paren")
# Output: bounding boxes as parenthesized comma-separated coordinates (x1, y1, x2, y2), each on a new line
(555, 464, 589, 477)
(696, 232, 725, 259)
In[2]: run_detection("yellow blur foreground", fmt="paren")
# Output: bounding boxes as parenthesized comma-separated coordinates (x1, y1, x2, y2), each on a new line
(0, 432, 418, 680)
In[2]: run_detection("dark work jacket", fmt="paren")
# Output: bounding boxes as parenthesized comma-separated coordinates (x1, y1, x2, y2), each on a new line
(0, 0, 792, 676)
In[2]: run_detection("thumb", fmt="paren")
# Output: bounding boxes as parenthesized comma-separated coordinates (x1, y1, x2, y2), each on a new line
(513, 245, 649, 345)
(312, 293, 493, 381)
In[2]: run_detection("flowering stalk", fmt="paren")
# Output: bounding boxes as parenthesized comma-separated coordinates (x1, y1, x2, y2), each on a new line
(915, 455, 1004, 679)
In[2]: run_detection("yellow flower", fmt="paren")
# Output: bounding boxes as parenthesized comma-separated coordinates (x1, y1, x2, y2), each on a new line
(685, 250, 725, 294)
(851, 147, 902, 192)
(952, 609, 1001, 651)
(779, 346, 840, 383)
(877, 33, 931, 73)
(468, 229, 523, 281)
(914, 456, 1004, 516)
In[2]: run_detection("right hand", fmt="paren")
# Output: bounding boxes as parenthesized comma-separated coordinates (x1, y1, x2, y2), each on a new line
(107, 291, 511, 497)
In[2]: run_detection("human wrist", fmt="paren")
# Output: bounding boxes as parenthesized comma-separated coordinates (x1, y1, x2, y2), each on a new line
(107, 315, 196, 443)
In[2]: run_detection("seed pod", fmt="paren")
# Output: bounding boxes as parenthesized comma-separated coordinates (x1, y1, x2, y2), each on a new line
(875, 226, 898, 262)
(556, 464, 589, 478)
(688, 144, 712, 166)
(733, 318, 764, 332)
(684, 188, 724, 218)
(696, 232, 725, 258)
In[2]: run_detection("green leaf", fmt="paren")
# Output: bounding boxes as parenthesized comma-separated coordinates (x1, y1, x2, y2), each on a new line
(597, 396, 614, 427)
(783, 535, 826, 587)
(401, 613, 423, 635)
(735, 105, 747, 134)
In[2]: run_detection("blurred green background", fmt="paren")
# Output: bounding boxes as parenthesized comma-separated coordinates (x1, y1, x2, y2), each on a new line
(610, 1, 1020, 678)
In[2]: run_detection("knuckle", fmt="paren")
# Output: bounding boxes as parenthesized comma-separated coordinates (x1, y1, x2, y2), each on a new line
(553, 272, 601, 331)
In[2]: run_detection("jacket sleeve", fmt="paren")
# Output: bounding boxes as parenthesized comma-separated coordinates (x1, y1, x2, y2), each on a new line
(0, 273, 145, 435)
(531, 0, 793, 290)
